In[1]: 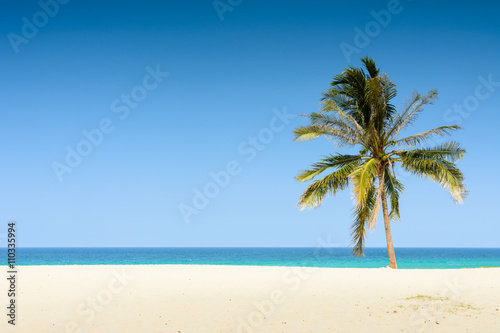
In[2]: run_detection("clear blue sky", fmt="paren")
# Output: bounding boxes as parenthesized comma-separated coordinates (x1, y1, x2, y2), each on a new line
(1, 0, 499, 248)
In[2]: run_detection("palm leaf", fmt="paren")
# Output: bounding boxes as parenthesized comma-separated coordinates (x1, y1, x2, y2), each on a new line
(399, 142, 465, 163)
(296, 154, 361, 183)
(384, 165, 404, 221)
(360, 56, 379, 78)
(297, 158, 361, 210)
(350, 184, 376, 256)
(293, 124, 359, 146)
(398, 152, 467, 203)
(367, 181, 382, 231)
(351, 158, 379, 205)
(385, 89, 438, 139)
(308, 112, 364, 142)
(395, 125, 461, 148)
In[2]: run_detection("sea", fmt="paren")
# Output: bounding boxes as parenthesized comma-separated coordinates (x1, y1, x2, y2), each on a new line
(3, 247, 500, 269)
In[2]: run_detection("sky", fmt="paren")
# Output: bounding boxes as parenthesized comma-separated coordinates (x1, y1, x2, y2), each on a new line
(0, 0, 499, 248)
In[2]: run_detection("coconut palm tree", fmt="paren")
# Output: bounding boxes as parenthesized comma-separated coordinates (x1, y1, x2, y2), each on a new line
(294, 57, 466, 268)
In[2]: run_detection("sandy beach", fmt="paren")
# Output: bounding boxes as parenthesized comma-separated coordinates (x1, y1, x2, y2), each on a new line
(1, 265, 499, 332)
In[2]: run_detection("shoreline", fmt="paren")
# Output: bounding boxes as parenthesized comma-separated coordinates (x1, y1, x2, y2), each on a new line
(9, 248, 500, 269)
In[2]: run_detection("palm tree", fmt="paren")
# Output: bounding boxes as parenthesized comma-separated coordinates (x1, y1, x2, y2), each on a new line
(294, 57, 467, 269)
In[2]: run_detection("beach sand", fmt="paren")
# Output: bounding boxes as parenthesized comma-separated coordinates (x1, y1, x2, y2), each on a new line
(1, 265, 499, 332)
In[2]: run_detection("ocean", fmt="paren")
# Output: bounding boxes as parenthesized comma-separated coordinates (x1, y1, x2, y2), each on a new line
(4, 247, 500, 269)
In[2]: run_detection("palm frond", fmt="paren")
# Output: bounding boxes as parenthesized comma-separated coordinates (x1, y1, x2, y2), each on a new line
(351, 158, 379, 205)
(384, 165, 404, 221)
(350, 184, 376, 256)
(322, 63, 375, 127)
(380, 73, 397, 119)
(360, 56, 379, 78)
(398, 142, 466, 163)
(366, 76, 386, 134)
(385, 89, 438, 139)
(336, 110, 366, 141)
(398, 152, 467, 203)
(319, 99, 341, 113)
(367, 181, 382, 231)
(293, 124, 359, 146)
(308, 112, 364, 142)
(395, 125, 461, 148)
(296, 154, 361, 183)
(297, 158, 361, 210)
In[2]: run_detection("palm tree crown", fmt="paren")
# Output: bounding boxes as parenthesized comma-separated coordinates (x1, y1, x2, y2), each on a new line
(294, 57, 466, 268)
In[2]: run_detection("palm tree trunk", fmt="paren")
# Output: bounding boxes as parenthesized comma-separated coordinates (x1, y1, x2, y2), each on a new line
(379, 169, 397, 269)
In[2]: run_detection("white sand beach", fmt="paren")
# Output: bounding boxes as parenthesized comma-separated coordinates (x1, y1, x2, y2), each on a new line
(1, 265, 499, 333)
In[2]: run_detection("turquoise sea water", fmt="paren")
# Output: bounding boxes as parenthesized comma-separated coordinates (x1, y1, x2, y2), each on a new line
(3, 247, 500, 269)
